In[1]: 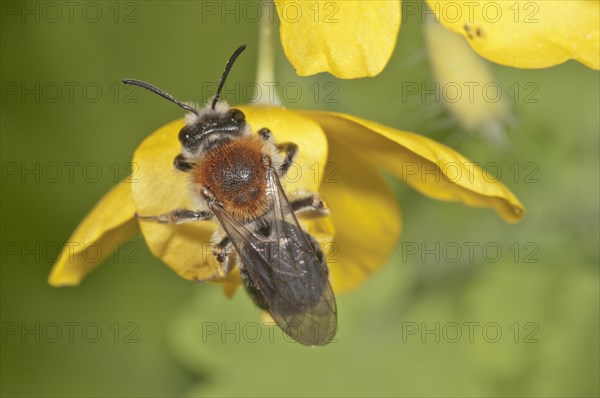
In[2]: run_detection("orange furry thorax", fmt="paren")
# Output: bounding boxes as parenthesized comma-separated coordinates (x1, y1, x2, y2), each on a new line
(193, 136, 268, 221)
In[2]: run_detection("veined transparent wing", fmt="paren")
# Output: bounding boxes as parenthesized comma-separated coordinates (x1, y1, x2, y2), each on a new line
(208, 166, 337, 346)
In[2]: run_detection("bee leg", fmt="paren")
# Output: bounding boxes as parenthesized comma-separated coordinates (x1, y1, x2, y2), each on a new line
(289, 190, 330, 218)
(257, 128, 298, 176)
(258, 127, 273, 141)
(277, 142, 299, 176)
(136, 209, 213, 224)
(194, 237, 234, 283)
(174, 154, 195, 172)
(213, 237, 234, 275)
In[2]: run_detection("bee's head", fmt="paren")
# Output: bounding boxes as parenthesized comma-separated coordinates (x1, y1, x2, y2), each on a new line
(122, 44, 248, 156)
(178, 104, 248, 155)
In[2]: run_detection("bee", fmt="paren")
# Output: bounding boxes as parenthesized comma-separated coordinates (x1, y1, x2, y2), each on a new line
(123, 45, 337, 346)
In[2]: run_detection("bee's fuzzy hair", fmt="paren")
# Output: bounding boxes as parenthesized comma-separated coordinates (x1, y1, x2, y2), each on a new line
(184, 101, 231, 125)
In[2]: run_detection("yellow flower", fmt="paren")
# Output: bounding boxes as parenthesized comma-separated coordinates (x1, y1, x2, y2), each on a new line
(423, 15, 510, 144)
(276, 0, 599, 78)
(49, 105, 524, 296)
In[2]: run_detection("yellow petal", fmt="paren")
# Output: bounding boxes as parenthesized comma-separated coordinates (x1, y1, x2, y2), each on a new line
(131, 106, 330, 282)
(427, 0, 599, 69)
(319, 140, 401, 292)
(276, 1, 401, 78)
(48, 181, 138, 287)
(303, 111, 525, 223)
(131, 119, 216, 281)
(220, 267, 241, 298)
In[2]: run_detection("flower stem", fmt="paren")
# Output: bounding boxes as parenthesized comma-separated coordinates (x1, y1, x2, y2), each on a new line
(254, 0, 282, 106)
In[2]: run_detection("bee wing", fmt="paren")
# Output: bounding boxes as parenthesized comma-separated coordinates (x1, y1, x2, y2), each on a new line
(209, 167, 337, 346)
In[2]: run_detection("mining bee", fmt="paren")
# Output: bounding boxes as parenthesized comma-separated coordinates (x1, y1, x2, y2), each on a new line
(123, 45, 337, 346)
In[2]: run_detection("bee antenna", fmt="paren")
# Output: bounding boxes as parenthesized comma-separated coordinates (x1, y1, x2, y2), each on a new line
(211, 44, 247, 110)
(122, 79, 199, 116)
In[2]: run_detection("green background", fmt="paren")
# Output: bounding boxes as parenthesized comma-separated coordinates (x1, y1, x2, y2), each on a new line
(1, 1, 598, 397)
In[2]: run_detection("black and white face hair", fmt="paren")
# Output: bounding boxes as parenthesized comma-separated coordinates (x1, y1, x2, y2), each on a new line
(178, 102, 251, 160)
(122, 44, 249, 160)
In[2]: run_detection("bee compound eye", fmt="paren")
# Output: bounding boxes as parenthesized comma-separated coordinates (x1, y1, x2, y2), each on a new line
(230, 109, 245, 123)
(178, 126, 192, 144)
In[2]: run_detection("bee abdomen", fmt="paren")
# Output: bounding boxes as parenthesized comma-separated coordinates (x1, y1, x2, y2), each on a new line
(240, 223, 328, 317)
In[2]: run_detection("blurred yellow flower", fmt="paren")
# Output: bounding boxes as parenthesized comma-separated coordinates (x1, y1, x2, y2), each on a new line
(423, 15, 511, 144)
(49, 106, 524, 296)
(276, 0, 599, 78)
